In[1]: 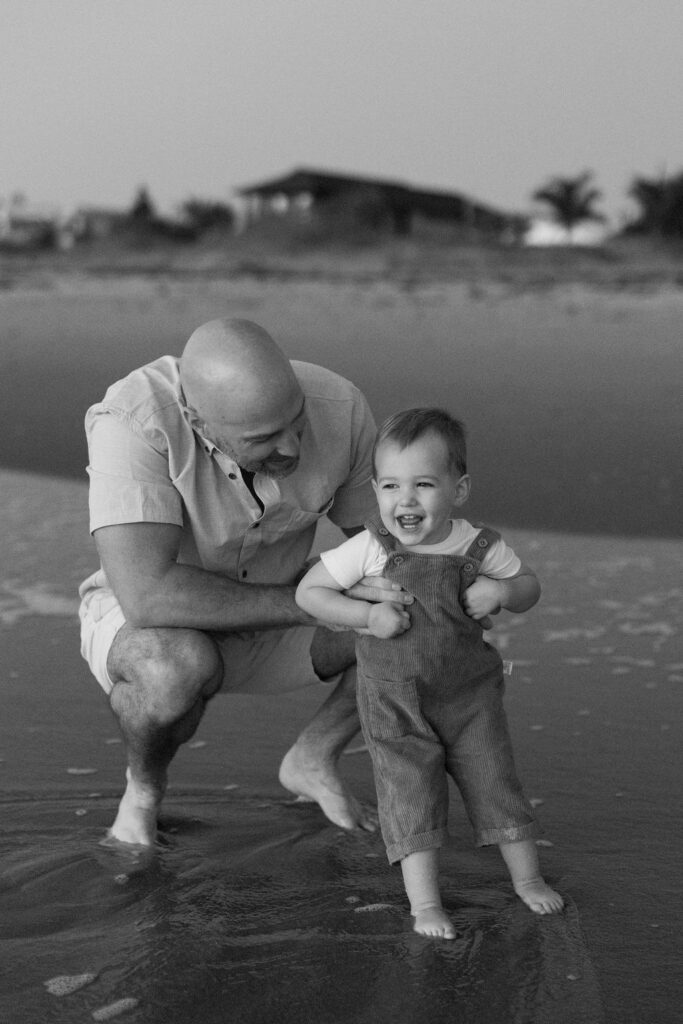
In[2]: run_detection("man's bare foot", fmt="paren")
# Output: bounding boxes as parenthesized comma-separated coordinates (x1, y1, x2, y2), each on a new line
(279, 745, 377, 831)
(106, 771, 161, 847)
(514, 878, 564, 914)
(413, 906, 457, 939)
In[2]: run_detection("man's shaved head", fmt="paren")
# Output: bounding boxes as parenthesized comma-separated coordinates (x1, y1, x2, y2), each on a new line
(179, 318, 306, 477)
(180, 318, 300, 428)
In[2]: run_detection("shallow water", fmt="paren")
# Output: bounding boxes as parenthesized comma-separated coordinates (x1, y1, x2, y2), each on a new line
(1, 279, 682, 1020)
(2, 491, 682, 1022)
(1, 791, 604, 1024)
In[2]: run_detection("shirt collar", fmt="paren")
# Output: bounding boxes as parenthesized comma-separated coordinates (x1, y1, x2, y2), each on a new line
(177, 383, 222, 457)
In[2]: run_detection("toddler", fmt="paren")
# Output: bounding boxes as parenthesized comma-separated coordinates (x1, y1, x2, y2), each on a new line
(296, 408, 563, 939)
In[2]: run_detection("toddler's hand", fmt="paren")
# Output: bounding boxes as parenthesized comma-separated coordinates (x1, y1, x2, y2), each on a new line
(367, 601, 411, 639)
(462, 577, 503, 621)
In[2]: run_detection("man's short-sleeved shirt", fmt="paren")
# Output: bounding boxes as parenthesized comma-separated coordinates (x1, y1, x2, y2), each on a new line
(84, 356, 377, 586)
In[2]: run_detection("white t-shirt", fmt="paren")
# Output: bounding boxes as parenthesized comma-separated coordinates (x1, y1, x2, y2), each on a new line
(321, 519, 522, 590)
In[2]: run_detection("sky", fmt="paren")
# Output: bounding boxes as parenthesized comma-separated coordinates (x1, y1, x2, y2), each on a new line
(2, 0, 682, 225)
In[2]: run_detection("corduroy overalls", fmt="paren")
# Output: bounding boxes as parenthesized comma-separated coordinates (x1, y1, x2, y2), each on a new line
(356, 517, 541, 864)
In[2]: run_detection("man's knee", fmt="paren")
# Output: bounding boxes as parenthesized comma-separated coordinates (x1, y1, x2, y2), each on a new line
(108, 626, 224, 717)
(310, 626, 356, 680)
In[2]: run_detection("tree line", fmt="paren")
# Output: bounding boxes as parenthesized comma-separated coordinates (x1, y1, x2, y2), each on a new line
(532, 169, 683, 237)
(157, 170, 683, 239)
(128, 187, 234, 238)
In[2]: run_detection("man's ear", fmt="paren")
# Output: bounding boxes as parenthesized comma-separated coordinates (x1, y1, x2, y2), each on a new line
(452, 474, 471, 507)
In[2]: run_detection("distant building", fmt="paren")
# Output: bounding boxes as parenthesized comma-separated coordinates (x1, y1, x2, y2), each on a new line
(69, 203, 199, 245)
(0, 195, 65, 249)
(68, 206, 129, 241)
(237, 167, 516, 236)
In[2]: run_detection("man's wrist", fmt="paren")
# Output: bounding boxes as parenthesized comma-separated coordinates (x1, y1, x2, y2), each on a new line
(363, 602, 376, 629)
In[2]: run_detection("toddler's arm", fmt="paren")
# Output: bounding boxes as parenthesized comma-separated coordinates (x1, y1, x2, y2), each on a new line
(296, 561, 410, 638)
(463, 564, 541, 621)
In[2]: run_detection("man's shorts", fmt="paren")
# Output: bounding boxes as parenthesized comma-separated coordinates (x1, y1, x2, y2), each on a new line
(78, 574, 324, 697)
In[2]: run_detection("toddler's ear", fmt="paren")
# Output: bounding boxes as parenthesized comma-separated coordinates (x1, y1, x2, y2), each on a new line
(453, 473, 471, 507)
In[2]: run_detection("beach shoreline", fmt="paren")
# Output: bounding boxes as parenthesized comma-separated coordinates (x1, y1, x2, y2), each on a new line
(2, 469, 682, 1022)
(2, 262, 681, 536)
(1, 254, 681, 1022)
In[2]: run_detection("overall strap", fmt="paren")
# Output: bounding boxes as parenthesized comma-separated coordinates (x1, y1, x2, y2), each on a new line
(365, 514, 398, 555)
(463, 525, 501, 568)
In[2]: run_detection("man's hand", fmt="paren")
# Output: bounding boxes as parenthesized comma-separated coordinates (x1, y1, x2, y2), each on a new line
(342, 577, 413, 637)
(344, 576, 414, 606)
(366, 601, 411, 639)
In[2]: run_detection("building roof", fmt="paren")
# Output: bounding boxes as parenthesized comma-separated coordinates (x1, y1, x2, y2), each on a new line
(237, 167, 511, 227)
(239, 167, 408, 198)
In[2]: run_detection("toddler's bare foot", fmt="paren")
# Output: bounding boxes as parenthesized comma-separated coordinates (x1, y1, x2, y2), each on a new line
(106, 771, 161, 847)
(279, 745, 377, 831)
(413, 906, 457, 940)
(515, 877, 564, 915)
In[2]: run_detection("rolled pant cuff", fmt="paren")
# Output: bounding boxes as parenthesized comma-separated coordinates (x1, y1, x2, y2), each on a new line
(475, 820, 542, 848)
(386, 828, 449, 865)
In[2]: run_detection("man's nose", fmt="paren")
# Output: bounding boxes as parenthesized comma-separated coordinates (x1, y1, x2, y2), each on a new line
(275, 427, 301, 457)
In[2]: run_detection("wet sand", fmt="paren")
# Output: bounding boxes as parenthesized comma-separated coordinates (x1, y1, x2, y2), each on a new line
(1, 273, 682, 1022)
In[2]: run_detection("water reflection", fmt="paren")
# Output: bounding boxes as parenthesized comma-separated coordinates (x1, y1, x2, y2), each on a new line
(0, 794, 604, 1023)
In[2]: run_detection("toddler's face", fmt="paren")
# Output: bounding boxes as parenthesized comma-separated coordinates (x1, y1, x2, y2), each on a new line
(372, 434, 470, 546)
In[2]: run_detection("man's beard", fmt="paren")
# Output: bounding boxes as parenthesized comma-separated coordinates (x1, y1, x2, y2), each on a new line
(238, 453, 300, 478)
(212, 434, 300, 479)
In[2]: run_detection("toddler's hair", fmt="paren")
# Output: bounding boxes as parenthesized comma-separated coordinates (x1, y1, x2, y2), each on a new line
(373, 407, 467, 477)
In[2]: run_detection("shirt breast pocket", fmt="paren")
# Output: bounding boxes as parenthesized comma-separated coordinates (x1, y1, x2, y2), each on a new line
(276, 495, 334, 533)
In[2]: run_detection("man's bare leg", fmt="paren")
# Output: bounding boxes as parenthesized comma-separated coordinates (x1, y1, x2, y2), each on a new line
(278, 627, 377, 832)
(105, 624, 224, 846)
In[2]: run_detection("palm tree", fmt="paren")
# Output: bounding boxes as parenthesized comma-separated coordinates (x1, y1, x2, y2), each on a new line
(532, 171, 605, 237)
(629, 172, 683, 238)
(129, 186, 156, 223)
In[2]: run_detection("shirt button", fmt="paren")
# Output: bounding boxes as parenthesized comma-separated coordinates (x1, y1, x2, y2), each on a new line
(393, 555, 404, 565)
(464, 562, 474, 573)
(477, 537, 488, 548)
(378, 527, 389, 535)
(228, 472, 237, 480)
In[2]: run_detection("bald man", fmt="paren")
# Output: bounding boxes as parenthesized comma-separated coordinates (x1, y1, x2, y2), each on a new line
(79, 318, 410, 847)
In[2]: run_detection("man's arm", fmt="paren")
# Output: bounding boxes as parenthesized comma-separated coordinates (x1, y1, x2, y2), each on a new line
(94, 522, 313, 631)
(339, 524, 414, 606)
(296, 560, 410, 639)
